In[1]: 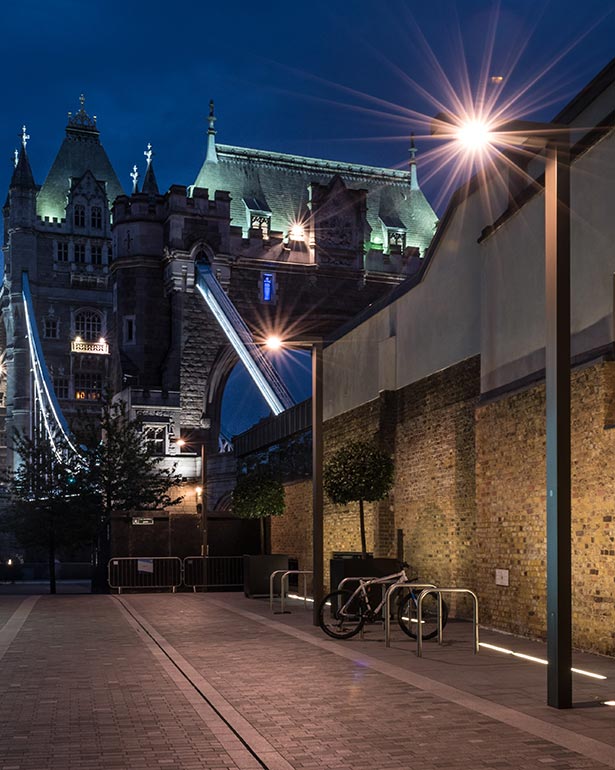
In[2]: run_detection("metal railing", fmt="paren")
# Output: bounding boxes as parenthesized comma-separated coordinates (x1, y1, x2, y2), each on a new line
(384, 582, 437, 647)
(270, 570, 312, 613)
(416, 588, 479, 657)
(183, 556, 243, 591)
(108, 557, 183, 593)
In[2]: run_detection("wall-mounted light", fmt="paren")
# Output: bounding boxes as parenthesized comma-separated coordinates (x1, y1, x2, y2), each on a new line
(289, 223, 305, 242)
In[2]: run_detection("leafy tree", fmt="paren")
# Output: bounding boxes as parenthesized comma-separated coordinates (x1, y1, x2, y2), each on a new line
(324, 440, 394, 557)
(233, 470, 285, 553)
(79, 397, 183, 592)
(0, 431, 97, 593)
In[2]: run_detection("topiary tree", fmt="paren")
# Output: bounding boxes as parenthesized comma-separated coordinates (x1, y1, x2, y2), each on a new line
(233, 470, 285, 553)
(324, 440, 394, 557)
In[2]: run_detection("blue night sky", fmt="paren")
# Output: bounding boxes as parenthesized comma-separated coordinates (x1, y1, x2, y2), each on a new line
(2, 0, 615, 437)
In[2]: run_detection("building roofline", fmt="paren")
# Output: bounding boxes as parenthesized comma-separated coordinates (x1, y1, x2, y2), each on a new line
(553, 55, 615, 124)
(216, 144, 414, 184)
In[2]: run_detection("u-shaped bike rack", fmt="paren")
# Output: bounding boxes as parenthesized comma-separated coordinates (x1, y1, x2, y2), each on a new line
(384, 582, 437, 647)
(416, 587, 479, 657)
(269, 570, 312, 614)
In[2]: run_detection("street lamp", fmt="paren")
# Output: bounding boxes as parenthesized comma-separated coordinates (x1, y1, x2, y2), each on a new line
(433, 113, 572, 708)
(266, 334, 324, 626)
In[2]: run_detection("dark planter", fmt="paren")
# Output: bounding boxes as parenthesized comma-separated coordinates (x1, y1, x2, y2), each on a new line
(243, 554, 289, 598)
(329, 556, 400, 593)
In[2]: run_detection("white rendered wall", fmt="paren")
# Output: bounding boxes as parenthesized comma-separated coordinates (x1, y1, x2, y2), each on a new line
(480, 128, 615, 393)
(324, 190, 494, 420)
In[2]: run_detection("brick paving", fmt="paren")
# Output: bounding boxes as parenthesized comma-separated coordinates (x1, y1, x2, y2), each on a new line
(0, 590, 614, 770)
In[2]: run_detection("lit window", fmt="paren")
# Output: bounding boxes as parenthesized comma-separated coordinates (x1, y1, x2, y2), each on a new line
(56, 242, 69, 262)
(250, 213, 270, 239)
(74, 243, 86, 263)
(74, 310, 102, 341)
(74, 372, 102, 400)
(387, 229, 406, 252)
(74, 205, 85, 228)
(91, 206, 103, 229)
(262, 273, 274, 303)
(91, 245, 103, 266)
(143, 425, 166, 456)
(43, 318, 59, 339)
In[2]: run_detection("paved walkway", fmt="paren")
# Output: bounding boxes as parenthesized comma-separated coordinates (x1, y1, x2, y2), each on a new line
(0, 591, 613, 770)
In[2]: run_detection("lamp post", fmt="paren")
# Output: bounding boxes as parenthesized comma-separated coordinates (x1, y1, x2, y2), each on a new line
(266, 335, 324, 626)
(433, 115, 572, 708)
(176, 435, 208, 559)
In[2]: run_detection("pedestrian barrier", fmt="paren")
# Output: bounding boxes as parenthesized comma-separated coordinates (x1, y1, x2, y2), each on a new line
(108, 557, 183, 593)
(384, 582, 437, 647)
(108, 556, 244, 592)
(269, 569, 312, 613)
(183, 556, 243, 590)
(416, 587, 479, 657)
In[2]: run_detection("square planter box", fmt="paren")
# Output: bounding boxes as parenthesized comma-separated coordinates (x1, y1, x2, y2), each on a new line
(243, 554, 289, 598)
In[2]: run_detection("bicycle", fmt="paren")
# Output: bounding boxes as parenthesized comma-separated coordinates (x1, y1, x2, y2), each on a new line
(317, 565, 449, 640)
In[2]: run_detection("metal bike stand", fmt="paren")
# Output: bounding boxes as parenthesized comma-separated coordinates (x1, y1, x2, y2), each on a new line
(269, 569, 313, 614)
(384, 583, 437, 647)
(280, 570, 312, 613)
(416, 588, 479, 657)
(269, 570, 289, 612)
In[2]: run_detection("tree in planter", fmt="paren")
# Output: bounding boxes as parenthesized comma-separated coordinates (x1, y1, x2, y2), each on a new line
(0, 431, 98, 594)
(233, 470, 285, 553)
(324, 440, 394, 557)
(78, 397, 183, 592)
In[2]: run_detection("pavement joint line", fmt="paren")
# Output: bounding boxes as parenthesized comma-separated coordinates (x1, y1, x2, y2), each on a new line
(205, 597, 615, 769)
(113, 596, 295, 770)
(0, 595, 39, 660)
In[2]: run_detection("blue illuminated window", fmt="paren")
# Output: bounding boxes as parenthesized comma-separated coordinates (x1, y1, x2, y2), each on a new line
(263, 273, 274, 302)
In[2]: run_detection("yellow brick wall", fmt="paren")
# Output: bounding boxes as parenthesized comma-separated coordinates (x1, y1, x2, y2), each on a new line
(476, 361, 615, 654)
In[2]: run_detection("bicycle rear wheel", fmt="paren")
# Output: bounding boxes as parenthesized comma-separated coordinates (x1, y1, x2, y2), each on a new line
(318, 590, 366, 639)
(398, 591, 448, 640)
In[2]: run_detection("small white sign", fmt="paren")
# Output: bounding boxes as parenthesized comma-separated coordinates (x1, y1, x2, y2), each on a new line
(137, 559, 154, 574)
(495, 568, 509, 587)
(132, 517, 154, 526)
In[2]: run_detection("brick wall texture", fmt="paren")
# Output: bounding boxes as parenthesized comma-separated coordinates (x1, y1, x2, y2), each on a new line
(272, 355, 615, 655)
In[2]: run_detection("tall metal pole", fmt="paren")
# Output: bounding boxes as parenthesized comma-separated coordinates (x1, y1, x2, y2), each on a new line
(545, 139, 572, 708)
(312, 340, 324, 625)
(200, 442, 208, 557)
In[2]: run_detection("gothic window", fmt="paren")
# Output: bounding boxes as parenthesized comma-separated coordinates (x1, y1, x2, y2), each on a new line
(74, 243, 86, 263)
(143, 425, 166, 456)
(74, 372, 102, 400)
(91, 244, 103, 266)
(74, 310, 102, 341)
(243, 197, 271, 240)
(54, 377, 69, 399)
(43, 318, 59, 339)
(250, 213, 270, 239)
(387, 229, 406, 252)
(91, 206, 103, 229)
(56, 242, 69, 262)
(74, 205, 85, 228)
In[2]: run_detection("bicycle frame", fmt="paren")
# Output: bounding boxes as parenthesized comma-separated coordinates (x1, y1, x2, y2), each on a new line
(338, 569, 411, 619)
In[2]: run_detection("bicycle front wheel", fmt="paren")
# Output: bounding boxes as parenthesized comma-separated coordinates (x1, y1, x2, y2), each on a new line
(398, 591, 448, 640)
(318, 590, 365, 639)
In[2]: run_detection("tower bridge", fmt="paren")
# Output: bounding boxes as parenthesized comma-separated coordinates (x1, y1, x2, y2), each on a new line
(1, 97, 437, 556)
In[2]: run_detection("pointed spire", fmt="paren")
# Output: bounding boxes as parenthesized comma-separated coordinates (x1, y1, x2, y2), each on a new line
(205, 99, 218, 164)
(10, 127, 36, 190)
(141, 142, 159, 195)
(66, 93, 99, 138)
(130, 164, 139, 194)
(409, 133, 419, 190)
